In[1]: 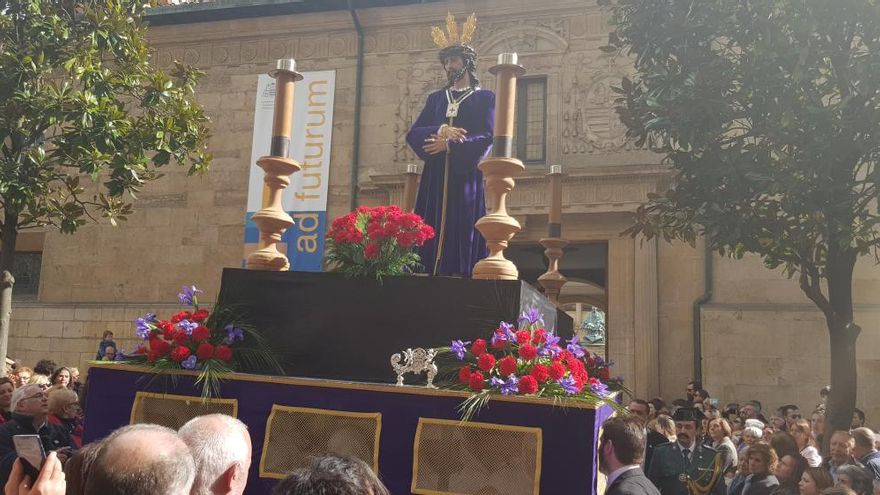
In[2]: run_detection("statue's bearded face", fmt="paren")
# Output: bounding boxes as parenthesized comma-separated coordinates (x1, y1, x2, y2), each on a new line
(443, 55, 467, 84)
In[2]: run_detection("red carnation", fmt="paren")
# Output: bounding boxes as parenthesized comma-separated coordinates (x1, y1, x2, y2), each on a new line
(173, 332, 189, 345)
(170, 311, 192, 324)
(519, 344, 538, 361)
(498, 356, 517, 377)
(468, 371, 485, 392)
(149, 337, 171, 357)
(477, 353, 496, 372)
(559, 350, 573, 361)
(458, 366, 472, 384)
(196, 343, 215, 360)
(515, 330, 532, 345)
(518, 375, 538, 395)
(364, 243, 380, 261)
(214, 345, 233, 362)
(191, 309, 210, 323)
(470, 339, 487, 357)
(549, 360, 566, 380)
(192, 325, 210, 343)
(170, 345, 191, 362)
(600, 368, 610, 380)
(532, 329, 547, 345)
(530, 364, 550, 383)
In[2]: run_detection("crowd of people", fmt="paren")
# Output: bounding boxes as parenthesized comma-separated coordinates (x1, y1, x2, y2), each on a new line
(602, 381, 880, 495)
(0, 353, 391, 494)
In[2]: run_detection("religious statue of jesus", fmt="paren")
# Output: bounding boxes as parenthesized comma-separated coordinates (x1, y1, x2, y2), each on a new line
(406, 13, 493, 277)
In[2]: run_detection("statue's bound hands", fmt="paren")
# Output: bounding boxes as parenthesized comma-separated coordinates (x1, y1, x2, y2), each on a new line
(438, 125, 467, 142)
(423, 134, 448, 155)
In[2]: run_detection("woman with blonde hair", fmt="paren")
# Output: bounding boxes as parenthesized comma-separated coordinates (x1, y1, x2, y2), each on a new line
(28, 374, 51, 390)
(654, 414, 676, 442)
(709, 417, 739, 477)
(743, 443, 779, 495)
(790, 419, 823, 467)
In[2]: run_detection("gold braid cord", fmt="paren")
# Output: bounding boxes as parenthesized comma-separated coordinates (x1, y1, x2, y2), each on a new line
(431, 13, 477, 48)
(686, 454, 723, 495)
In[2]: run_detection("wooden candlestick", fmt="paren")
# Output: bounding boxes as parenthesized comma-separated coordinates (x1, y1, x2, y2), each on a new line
(538, 165, 568, 303)
(246, 59, 304, 271)
(402, 163, 420, 212)
(472, 53, 526, 280)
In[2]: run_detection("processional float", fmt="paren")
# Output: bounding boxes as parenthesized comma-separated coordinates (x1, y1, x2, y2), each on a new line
(87, 42, 603, 495)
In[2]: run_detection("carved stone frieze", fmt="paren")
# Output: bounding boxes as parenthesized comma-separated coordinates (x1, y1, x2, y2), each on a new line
(392, 64, 446, 164)
(151, 34, 356, 69)
(561, 55, 633, 155)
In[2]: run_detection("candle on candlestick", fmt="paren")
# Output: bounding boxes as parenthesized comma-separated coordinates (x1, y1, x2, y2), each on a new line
(547, 164, 563, 238)
(472, 53, 527, 281)
(246, 59, 304, 271)
(402, 163, 420, 212)
(538, 164, 567, 303)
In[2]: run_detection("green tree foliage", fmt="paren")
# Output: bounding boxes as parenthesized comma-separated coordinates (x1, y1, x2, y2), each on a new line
(0, 0, 211, 368)
(604, 0, 880, 441)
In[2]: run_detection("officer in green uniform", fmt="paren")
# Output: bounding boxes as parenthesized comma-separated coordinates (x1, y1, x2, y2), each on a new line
(647, 407, 726, 495)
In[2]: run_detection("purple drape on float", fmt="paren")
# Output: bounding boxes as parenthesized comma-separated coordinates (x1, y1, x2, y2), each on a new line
(406, 89, 493, 276)
(83, 366, 612, 495)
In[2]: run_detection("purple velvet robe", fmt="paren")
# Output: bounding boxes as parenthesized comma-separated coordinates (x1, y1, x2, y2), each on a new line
(406, 88, 494, 276)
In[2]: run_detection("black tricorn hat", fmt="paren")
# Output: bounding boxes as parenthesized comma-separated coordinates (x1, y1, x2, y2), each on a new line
(673, 407, 706, 423)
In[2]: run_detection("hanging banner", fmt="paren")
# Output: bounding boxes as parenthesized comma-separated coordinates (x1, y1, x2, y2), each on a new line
(244, 71, 336, 271)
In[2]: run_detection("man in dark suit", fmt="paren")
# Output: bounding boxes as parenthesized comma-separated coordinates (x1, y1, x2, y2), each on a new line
(648, 407, 726, 495)
(600, 415, 661, 495)
(628, 399, 671, 474)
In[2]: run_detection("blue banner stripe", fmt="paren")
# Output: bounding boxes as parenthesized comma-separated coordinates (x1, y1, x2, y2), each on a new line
(244, 211, 326, 272)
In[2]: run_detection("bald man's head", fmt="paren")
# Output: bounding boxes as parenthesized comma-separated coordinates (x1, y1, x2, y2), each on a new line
(86, 424, 196, 495)
(179, 414, 252, 495)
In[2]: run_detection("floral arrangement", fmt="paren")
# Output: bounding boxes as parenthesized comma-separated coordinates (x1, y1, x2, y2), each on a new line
(325, 205, 435, 279)
(440, 308, 624, 420)
(119, 285, 280, 398)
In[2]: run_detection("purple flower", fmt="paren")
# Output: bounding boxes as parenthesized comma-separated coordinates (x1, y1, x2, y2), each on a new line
(558, 376, 579, 395)
(500, 321, 515, 339)
(489, 377, 505, 389)
(178, 319, 198, 336)
(593, 355, 606, 367)
(566, 337, 585, 359)
(538, 334, 562, 357)
(224, 324, 245, 345)
(591, 380, 610, 397)
(500, 375, 519, 395)
(115, 348, 127, 361)
(518, 308, 544, 327)
(450, 340, 471, 360)
(181, 355, 198, 370)
(135, 315, 154, 340)
(178, 285, 202, 306)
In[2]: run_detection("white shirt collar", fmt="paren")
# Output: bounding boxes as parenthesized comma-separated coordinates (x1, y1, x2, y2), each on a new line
(606, 464, 640, 487)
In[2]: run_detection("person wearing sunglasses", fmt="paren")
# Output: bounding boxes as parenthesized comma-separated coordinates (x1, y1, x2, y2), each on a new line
(0, 384, 77, 487)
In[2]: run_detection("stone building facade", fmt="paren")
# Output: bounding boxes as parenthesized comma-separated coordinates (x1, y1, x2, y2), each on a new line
(9, 0, 879, 423)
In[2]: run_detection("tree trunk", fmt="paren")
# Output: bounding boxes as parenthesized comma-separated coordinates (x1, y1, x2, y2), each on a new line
(821, 248, 859, 454)
(0, 211, 18, 377)
(823, 321, 859, 452)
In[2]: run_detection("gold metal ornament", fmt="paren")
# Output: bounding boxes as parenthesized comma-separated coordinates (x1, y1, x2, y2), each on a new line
(431, 12, 478, 48)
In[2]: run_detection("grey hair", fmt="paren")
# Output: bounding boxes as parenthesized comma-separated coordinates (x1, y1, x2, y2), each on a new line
(11, 384, 41, 412)
(743, 426, 764, 439)
(178, 414, 250, 495)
